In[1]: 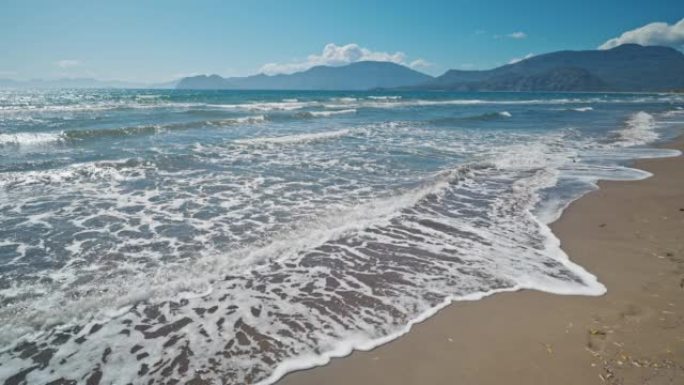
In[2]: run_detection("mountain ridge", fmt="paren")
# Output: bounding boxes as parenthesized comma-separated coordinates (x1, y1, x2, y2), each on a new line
(414, 44, 684, 92)
(177, 44, 684, 92)
(176, 61, 433, 90)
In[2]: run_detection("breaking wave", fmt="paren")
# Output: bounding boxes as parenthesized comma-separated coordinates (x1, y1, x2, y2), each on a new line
(611, 111, 659, 146)
(0, 132, 64, 146)
(0, 116, 267, 146)
(234, 128, 357, 146)
(430, 111, 512, 125)
(306, 108, 356, 117)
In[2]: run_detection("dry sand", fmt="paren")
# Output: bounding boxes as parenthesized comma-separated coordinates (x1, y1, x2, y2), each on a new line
(279, 137, 684, 385)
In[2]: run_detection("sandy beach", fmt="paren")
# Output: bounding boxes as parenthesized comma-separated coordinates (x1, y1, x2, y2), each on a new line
(279, 137, 684, 385)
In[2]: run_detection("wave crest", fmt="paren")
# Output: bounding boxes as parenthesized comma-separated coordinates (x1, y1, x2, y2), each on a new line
(612, 111, 658, 146)
(235, 128, 356, 146)
(0, 132, 64, 146)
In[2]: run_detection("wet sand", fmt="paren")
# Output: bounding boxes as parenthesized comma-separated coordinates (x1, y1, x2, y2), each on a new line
(279, 137, 684, 385)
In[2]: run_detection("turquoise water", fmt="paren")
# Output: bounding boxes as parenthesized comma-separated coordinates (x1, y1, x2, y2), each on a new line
(0, 90, 682, 384)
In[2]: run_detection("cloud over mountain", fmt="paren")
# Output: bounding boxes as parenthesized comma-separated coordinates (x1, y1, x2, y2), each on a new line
(599, 18, 684, 50)
(508, 53, 535, 64)
(259, 43, 428, 75)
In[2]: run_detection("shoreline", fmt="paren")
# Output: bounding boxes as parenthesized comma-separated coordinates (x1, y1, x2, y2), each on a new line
(278, 136, 684, 385)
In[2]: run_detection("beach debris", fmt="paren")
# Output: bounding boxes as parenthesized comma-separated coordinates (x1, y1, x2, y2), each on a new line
(585, 347, 601, 357)
(599, 223, 607, 228)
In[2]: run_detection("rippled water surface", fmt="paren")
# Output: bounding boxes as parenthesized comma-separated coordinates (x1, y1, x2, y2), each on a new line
(0, 90, 682, 384)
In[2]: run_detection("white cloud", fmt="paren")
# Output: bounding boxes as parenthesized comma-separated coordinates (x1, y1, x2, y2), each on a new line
(55, 59, 82, 68)
(409, 59, 432, 69)
(259, 43, 429, 75)
(599, 18, 684, 50)
(507, 32, 527, 39)
(508, 53, 535, 64)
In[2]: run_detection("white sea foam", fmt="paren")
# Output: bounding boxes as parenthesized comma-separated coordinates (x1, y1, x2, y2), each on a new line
(331, 97, 358, 102)
(231, 115, 267, 124)
(0, 159, 148, 188)
(308, 108, 356, 117)
(135, 94, 162, 100)
(255, 286, 519, 385)
(367, 95, 402, 100)
(612, 111, 659, 146)
(663, 107, 684, 117)
(0, 132, 63, 146)
(214, 101, 319, 112)
(234, 128, 355, 145)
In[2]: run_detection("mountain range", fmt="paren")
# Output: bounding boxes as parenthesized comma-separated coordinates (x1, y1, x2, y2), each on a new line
(176, 61, 432, 90)
(2, 44, 683, 92)
(176, 44, 684, 92)
(419, 44, 684, 92)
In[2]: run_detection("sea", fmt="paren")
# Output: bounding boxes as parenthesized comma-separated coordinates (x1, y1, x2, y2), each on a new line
(0, 89, 682, 384)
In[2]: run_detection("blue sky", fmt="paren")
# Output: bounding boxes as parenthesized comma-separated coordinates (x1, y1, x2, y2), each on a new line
(1, 0, 682, 82)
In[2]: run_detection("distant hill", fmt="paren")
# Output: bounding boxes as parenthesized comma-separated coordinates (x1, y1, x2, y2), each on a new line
(413, 44, 684, 92)
(176, 61, 433, 90)
(175, 75, 233, 89)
